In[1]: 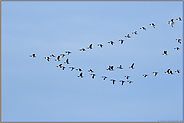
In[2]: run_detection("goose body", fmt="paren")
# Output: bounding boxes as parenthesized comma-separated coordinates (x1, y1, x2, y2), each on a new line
(108, 41, 114, 45)
(78, 72, 83, 78)
(125, 34, 131, 38)
(176, 17, 182, 21)
(45, 57, 50, 61)
(65, 51, 71, 55)
(61, 66, 65, 70)
(106, 66, 114, 71)
(162, 51, 167, 55)
(168, 19, 174, 27)
(175, 70, 180, 73)
(153, 72, 158, 76)
(87, 44, 93, 49)
(110, 79, 116, 84)
(129, 63, 134, 69)
(140, 27, 146, 30)
(50, 54, 55, 57)
(143, 74, 148, 77)
(176, 39, 181, 44)
(174, 47, 179, 50)
(76, 68, 82, 71)
(64, 58, 69, 64)
(119, 80, 125, 85)
(55, 56, 60, 61)
(165, 69, 170, 74)
(69, 67, 75, 71)
(127, 80, 132, 83)
(119, 39, 124, 44)
(102, 76, 107, 80)
(88, 69, 94, 72)
(132, 31, 137, 35)
(30, 53, 36, 58)
(79, 48, 85, 51)
(56, 64, 62, 68)
(149, 23, 155, 28)
(60, 54, 65, 58)
(117, 65, 123, 69)
(90, 74, 95, 79)
(124, 76, 130, 79)
(98, 44, 103, 48)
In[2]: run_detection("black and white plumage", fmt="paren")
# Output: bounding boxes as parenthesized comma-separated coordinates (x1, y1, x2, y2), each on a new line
(79, 48, 85, 51)
(61, 66, 65, 70)
(110, 79, 116, 84)
(78, 72, 83, 78)
(106, 66, 114, 71)
(168, 19, 174, 27)
(50, 54, 55, 57)
(45, 57, 50, 61)
(119, 80, 125, 85)
(175, 70, 180, 73)
(140, 27, 146, 30)
(149, 23, 155, 28)
(124, 76, 130, 79)
(127, 80, 132, 83)
(165, 69, 170, 74)
(153, 72, 158, 76)
(119, 39, 124, 44)
(69, 67, 75, 71)
(125, 34, 131, 38)
(55, 56, 60, 61)
(56, 64, 62, 68)
(169, 70, 173, 75)
(176, 17, 182, 21)
(88, 69, 94, 72)
(102, 76, 107, 80)
(98, 44, 103, 48)
(176, 39, 182, 44)
(90, 74, 95, 79)
(117, 65, 123, 69)
(65, 51, 71, 55)
(143, 74, 148, 77)
(108, 41, 114, 45)
(87, 44, 93, 49)
(30, 53, 36, 58)
(76, 68, 82, 71)
(129, 63, 135, 69)
(64, 59, 69, 64)
(174, 47, 180, 50)
(60, 54, 65, 58)
(162, 51, 167, 55)
(132, 31, 137, 35)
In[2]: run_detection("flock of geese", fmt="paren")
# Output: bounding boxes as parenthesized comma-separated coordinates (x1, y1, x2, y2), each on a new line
(30, 17, 182, 85)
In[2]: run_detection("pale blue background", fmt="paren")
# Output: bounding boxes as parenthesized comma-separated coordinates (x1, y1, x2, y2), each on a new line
(1, 1, 183, 122)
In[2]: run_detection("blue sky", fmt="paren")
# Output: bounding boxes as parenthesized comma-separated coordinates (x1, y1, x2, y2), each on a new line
(1, 1, 183, 122)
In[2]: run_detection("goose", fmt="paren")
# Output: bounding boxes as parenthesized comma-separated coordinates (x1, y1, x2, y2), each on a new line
(79, 48, 85, 51)
(176, 39, 181, 44)
(87, 44, 93, 49)
(132, 31, 137, 35)
(65, 51, 71, 55)
(140, 27, 146, 30)
(143, 74, 148, 77)
(162, 51, 167, 55)
(164, 69, 170, 74)
(69, 67, 75, 71)
(176, 17, 182, 21)
(125, 34, 131, 38)
(88, 69, 94, 72)
(60, 54, 65, 58)
(108, 41, 114, 45)
(77, 72, 83, 78)
(174, 47, 179, 50)
(129, 63, 135, 69)
(98, 44, 103, 48)
(110, 79, 116, 84)
(55, 56, 60, 61)
(175, 70, 180, 73)
(50, 54, 55, 57)
(90, 74, 95, 79)
(64, 58, 69, 64)
(106, 66, 114, 71)
(45, 57, 50, 61)
(61, 66, 65, 70)
(117, 65, 123, 69)
(102, 76, 107, 80)
(119, 39, 124, 44)
(30, 53, 36, 58)
(168, 19, 174, 27)
(119, 80, 125, 85)
(127, 80, 132, 83)
(76, 68, 82, 71)
(124, 75, 130, 79)
(56, 64, 62, 68)
(149, 23, 155, 28)
(153, 72, 158, 76)
(169, 70, 173, 75)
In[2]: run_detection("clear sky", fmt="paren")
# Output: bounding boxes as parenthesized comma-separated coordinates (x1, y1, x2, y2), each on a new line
(1, 1, 183, 122)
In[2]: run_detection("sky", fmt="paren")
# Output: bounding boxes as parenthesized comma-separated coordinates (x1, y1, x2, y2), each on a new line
(1, 1, 183, 122)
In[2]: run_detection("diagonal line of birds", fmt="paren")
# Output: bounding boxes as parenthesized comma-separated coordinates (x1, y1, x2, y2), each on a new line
(30, 17, 182, 85)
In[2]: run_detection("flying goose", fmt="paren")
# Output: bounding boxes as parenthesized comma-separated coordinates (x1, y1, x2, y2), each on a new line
(129, 63, 135, 69)
(162, 51, 167, 55)
(69, 67, 75, 71)
(55, 56, 60, 61)
(174, 47, 179, 50)
(124, 75, 130, 79)
(77, 72, 83, 78)
(61, 66, 65, 70)
(50, 54, 55, 57)
(45, 57, 50, 61)
(132, 31, 137, 35)
(60, 54, 65, 58)
(90, 74, 95, 79)
(110, 79, 116, 84)
(88, 69, 94, 72)
(164, 69, 170, 74)
(30, 53, 36, 58)
(108, 41, 114, 45)
(119, 39, 124, 44)
(168, 19, 174, 27)
(176, 39, 181, 44)
(76, 68, 82, 71)
(119, 80, 125, 85)
(106, 66, 114, 71)
(176, 17, 182, 21)
(64, 58, 69, 64)
(140, 27, 146, 30)
(125, 34, 131, 38)
(56, 64, 62, 68)
(143, 74, 148, 77)
(169, 70, 173, 75)
(153, 72, 158, 76)
(117, 65, 123, 69)
(149, 23, 155, 28)
(65, 51, 71, 55)
(175, 70, 180, 73)
(102, 76, 107, 80)
(79, 48, 85, 51)
(127, 80, 132, 83)
(87, 44, 93, 49)
(98, 44, 103, 48)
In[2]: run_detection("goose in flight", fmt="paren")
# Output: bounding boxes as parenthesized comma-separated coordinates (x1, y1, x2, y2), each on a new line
(175, 70, 180, 73)
(119, 80, 125, 85)
(64, 59, 69, 64)
(127, 80, 132, 83)
(165, 69, 170, 74)
(132, 31, 137, 35)
(169, 70, 173, 75)
(69, 67, 75, 71)
(88, 69, 94, 72)
(153, 72, 158, 76)
(60, 54, 65, 58)
(102, 76, 107, 80)
(79, 48, 85, 51)
(56, 64, 62, 68)
(65, 51, 71, 55)
(98, 44, 103, 48)
(168, 19, 174, 27)
(176, 39, 181, 44)
(162, 51, 167, 55)
(108, 41, 114, 45)
(110, 79, 116, 84)
(90, 74, 95, 79)
(106, 66, 114, 71)
(125, 34, 131, 38)
(143, 74, 148, 77)
(119, 39, 124, 44)
(140, 27, 146, 30)
(77, 72, 83, 78)
(174, 47, 179, 50)
(124, 75, 130, 79)
(87, 44, 93, 49)
(149, 23, 155, 28)
(176, 17, 182, 21)
(129, 63, 135, 69)
(76, 68, 82, 71)
(117, 65, 123, 69)
(50, 54, 55, 57)
(55, 56, 60, 61)
(61, 66, 65, 70)
(45, 56, 50, 61)
(30, 53, 36, 58)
